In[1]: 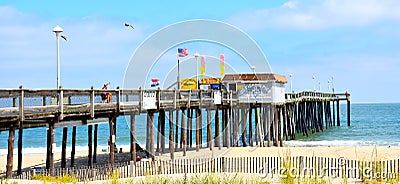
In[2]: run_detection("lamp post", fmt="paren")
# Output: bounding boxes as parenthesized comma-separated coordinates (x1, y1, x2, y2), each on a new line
(328, 80, 331, 91)
(53, 26, 67, 90)
(194, 52, 200, 89)
(331, 76, 334, 93)
(312, 76, 316, 91)
(289, 73, 293, 93)
(318, 81, 321, 91)
(251, 66, 256, 74)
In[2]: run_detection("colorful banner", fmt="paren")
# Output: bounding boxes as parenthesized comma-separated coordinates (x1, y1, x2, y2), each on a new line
(200, 55, 206, 78)
(180, 78, 197, 90)
(220, 54, 225, 77)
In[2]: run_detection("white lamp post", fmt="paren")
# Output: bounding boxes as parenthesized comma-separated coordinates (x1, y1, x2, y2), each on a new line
(251, 66, 256, 74)
(194, 52, 200, 89)
(312, 76, 316, 91)
(53, 26, 66, 90)
(289, 73, 293, 93)
(318, 81, 321, 91)
(328, 80, 331, 91)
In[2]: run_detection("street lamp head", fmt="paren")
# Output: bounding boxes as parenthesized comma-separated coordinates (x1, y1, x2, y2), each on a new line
(289, 73, 292, 77)
(312, 76, 315, 79)
(53, 26, 63, 34)
(194, 52, 200, 57)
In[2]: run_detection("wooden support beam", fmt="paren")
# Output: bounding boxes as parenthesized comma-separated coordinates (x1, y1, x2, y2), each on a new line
(93, 124, 98, 163)
(109, 116, 115, 165)
(336, 100, 340, 126)
(6, 127, 15, 178)
(221, 108, 226, 147)
(188, 109, 193, 148)
(225, 108, 230, 148)
(61, 127, 68, 168)
(249, 106, 253, 147)
(267, 105, 271, 147)
(156, 112, 161, 153)
(168, 110, 174, 160)
(147, 111, 155, 160)
(255, 107, 259, 146)
(88, 125, 93, 167)
(332, 100, 336, 126)
(160, 110, 166, 153)
(207, 109, 212, 150)
(175, 109, 179, 151)
(17, 127, 23, 175)
(241, 107, 247, 147)
(347, 99, 351, 126)
(46, 120, 55, 170)
(71, 126, 76, 167)
(280, 106, 284, 147)
(130, 113, 136, 163)
(215, 108, 221, 150)
(274, 106, 278, 147)
(196, 108, 200, 152)
(182, 109, 187, 156)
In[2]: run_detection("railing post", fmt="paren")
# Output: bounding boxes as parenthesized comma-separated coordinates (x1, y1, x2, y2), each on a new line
(173, 89, 177, 109)
(139, 87, 143, 112)
(19, 85, 25, 122)
(90, 86, 95, 118)
(59, 86, 64, 120)
(157, 87, 161, 110)
(116, 86, 121, 113)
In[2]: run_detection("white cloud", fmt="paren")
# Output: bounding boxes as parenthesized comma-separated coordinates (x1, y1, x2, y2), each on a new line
(228, 0, 400, 30)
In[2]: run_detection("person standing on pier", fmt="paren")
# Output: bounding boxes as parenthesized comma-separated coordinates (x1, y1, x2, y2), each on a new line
(101, 82, 110, 103)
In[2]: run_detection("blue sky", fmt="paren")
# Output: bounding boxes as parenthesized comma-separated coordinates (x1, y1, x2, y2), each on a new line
(0, 0, 399, 103)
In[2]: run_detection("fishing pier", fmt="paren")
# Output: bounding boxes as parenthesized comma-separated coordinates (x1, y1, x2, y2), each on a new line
(0, 74, 351, 178)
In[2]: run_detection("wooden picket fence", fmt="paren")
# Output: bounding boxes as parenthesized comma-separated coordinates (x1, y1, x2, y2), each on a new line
(12, 156, 400, 181)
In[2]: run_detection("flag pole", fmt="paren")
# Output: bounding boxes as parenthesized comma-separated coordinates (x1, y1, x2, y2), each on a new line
(177, 54, 180, 89)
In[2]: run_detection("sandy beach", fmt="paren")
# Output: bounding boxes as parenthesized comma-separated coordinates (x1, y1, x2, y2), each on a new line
(1, 146, 400, 174)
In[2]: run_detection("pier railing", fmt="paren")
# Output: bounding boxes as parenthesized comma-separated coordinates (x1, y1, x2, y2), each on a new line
(12, 156, 399, 182)
(0, 87, 347, 129)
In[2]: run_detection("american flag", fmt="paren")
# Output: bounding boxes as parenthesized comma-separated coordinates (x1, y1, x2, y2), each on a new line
(177, 48, 188, 57)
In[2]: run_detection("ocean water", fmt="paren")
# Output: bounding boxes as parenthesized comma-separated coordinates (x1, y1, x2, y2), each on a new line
(0, 103, 399, 155)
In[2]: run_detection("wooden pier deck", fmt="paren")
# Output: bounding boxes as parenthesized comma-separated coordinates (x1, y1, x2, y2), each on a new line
(0, 86, 350, 178)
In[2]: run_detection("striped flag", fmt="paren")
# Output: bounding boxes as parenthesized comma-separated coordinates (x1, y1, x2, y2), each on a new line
(177, 48, 188, 57)
(220, 54, 225, 77)
(200, 55, 206, 78)
(150, 78, 160, 87)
